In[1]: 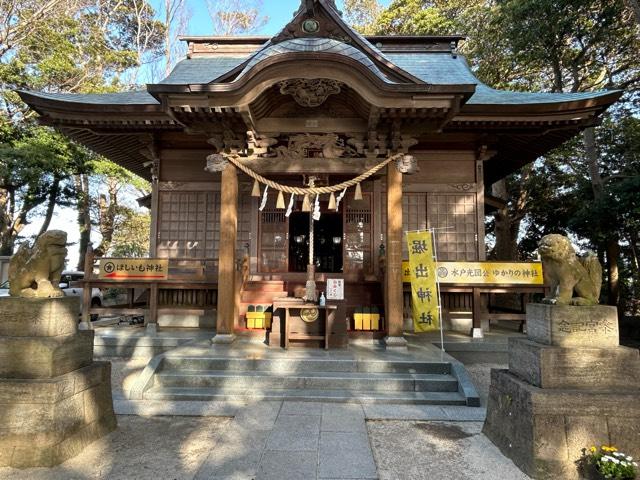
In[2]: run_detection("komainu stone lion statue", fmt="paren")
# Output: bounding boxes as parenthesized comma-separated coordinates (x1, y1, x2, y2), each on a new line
(9, 230, 67, 298)
(538, 234, 602, 306)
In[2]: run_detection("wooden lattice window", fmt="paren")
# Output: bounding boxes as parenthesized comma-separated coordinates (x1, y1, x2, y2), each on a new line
(237, 193, 251, 255)
(427, 193, 477, 261)
(381, 192, 478, 261)
(259, 194, 288, 272)
(344, 193, 372, 273)
(157, 191, 219, 259)
(402, 193, 427, 257)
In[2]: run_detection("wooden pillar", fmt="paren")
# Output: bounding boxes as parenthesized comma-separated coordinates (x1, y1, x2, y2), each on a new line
(384, 163, 407, 347)
(79, 245, 94, 330)
(213, 164, 238, 343)
(473, 157, 486, 338)
(147, 282, 158, 334)
(149, 182, 159, 257)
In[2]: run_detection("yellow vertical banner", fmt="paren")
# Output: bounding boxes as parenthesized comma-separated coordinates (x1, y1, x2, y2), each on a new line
(406, 231, 440, 332)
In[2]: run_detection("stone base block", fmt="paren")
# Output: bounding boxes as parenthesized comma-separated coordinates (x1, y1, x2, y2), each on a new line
(384, 336, 408, 349)
(0, 331, 94, 379)
(0, 296, 80, 337)
(211, 333, 236, 344)
(526, 303, 618, 347)
(158, 311, 215, 328)
(0, 362, 117, 468)
(483, 369, 640, 480)
(509, 338, 640, 390)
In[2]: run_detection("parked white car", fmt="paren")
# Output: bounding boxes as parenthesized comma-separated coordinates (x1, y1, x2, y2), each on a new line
(0, 271, 102, 320)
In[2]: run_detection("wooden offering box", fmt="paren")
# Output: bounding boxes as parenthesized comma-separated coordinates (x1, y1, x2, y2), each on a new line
(270, 297, 340, 349)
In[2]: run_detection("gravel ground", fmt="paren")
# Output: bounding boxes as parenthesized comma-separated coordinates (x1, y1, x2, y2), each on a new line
(368, 420, 531, 480)
(0, 415, 232, 480)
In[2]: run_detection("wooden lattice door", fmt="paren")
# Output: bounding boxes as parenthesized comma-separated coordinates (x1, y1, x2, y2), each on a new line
(343, 192, 373, 275)
(258, 194, 289, 273)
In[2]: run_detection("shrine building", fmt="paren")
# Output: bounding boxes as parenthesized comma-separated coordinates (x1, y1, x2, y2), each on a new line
(19, 0, 620, 347)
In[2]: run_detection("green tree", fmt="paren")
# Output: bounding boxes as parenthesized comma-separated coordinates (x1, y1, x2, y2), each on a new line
(370, 0, 640, 311)
(0, 120, 92, 254)
(110, 210, 151, 258)
(0, 0, 163, 260)
(88, 159, 150, 258)
(495, 0, 640, 307)
(343, 0, 382, 34)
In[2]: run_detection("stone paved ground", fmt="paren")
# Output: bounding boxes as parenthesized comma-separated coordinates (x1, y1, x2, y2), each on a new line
(193, 401, 377, 480)
(0, 359, 529, 480)
(368, 421, 531, 480)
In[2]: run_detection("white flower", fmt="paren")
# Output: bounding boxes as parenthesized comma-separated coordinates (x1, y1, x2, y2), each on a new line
(626, 456, 633, 461)
(611, 458, 620, 464)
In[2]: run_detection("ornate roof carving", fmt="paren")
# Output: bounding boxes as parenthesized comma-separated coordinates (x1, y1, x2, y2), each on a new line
(278, 78, 343, 107)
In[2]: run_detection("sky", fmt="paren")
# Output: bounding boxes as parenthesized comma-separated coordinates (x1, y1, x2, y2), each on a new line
(162, 0, 392, 37)
(21, 0, 393, 268)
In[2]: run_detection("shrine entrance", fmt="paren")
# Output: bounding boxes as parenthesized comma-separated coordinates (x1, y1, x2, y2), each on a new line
(288, 211, 343, 273)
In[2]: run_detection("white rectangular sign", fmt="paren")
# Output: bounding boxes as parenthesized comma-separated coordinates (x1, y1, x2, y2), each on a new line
(326, 279, 344, 300)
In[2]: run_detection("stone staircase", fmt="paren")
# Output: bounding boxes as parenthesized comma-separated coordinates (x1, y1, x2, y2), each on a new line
(134, 355, 480, 405)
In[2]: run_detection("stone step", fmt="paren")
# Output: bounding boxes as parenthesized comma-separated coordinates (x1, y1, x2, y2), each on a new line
(143, 386, 468, 405)
(152, 370, 459, 392)
(159, 356, 452, 375)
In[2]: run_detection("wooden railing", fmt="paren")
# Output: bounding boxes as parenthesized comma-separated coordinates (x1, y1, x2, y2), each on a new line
(79, 246, 219, 329)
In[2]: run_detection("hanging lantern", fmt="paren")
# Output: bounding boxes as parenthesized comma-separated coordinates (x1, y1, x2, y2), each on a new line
(328, 192, 336, 210)
(276, 190, 285, 209)
(251, 179, 261, 197)
(354, 183, 363, 201)
(302, 194, 311, 212)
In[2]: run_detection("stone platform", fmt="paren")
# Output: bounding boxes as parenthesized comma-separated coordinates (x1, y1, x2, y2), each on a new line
(0, 297, 116, 468)
(483, 304, 640, 480)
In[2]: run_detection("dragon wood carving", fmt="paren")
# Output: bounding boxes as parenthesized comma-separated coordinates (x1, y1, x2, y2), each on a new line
(279, 79, 343, 107)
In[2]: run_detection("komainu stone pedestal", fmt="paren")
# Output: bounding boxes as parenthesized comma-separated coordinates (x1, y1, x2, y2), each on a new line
(0, 297, 117, 468)
(483, 304, 640, 480)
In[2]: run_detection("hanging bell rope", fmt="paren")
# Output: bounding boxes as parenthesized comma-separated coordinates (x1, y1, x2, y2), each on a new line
(222, 152, 405, 196)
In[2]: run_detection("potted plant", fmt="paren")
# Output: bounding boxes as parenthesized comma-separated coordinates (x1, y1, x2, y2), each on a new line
(579, 445, 638, 480)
